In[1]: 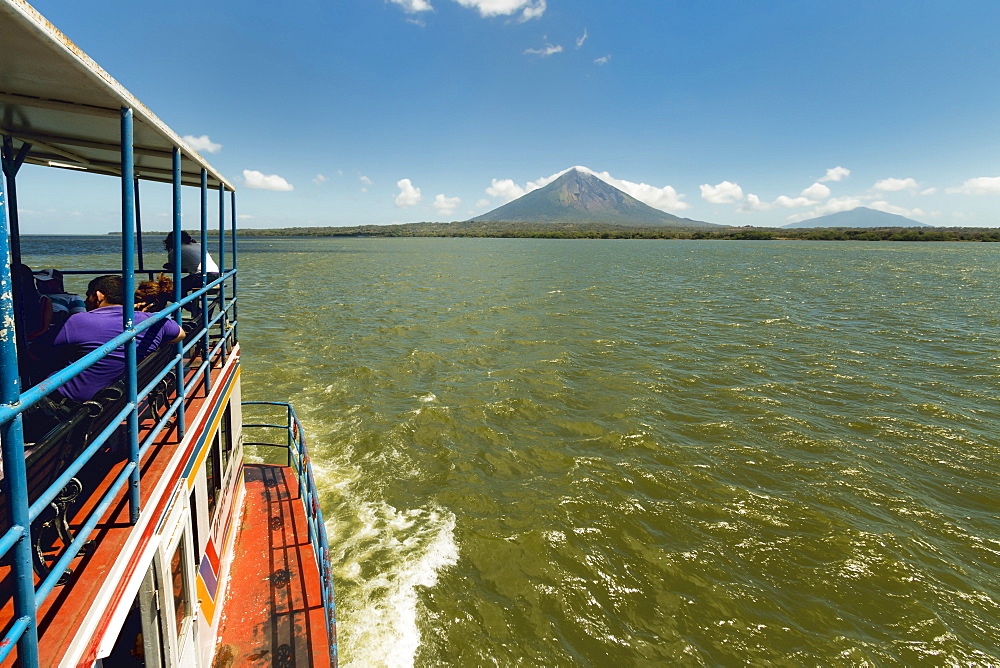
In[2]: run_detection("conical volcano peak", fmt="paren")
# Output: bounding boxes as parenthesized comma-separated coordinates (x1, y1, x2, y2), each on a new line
(547, 169, 631, 212)
(554, 167, 605, 186)
(470, 168, 718, 228)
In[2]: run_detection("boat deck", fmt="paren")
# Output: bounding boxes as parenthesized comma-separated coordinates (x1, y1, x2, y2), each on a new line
(213, 464, 330, 667)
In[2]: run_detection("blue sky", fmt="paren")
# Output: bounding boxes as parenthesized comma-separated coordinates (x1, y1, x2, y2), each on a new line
(18, 0, 1000, 232)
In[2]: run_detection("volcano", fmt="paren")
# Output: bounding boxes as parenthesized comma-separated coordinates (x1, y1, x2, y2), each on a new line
(469, 168, 718, 228)
(783, 206, 930, 228)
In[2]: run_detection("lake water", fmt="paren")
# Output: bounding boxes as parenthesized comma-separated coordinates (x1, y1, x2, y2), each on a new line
(22, 236, 1000, 666)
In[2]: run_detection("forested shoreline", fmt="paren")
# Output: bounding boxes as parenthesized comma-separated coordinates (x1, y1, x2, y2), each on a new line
(223, 221, 1000, 241)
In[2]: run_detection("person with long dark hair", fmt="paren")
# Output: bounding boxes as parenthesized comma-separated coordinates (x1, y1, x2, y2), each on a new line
(15, 263, 53, 340)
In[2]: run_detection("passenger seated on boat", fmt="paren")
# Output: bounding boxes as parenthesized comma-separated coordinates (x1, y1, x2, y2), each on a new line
(29, 268, 85, 373)
(34, 267, 86, 323)
(134, 273, 173, 312)
(15, 264, 55, 386)
(50, 275, 185, 404)
(162, 231, 219, 312)
(15, 263, 54, 340)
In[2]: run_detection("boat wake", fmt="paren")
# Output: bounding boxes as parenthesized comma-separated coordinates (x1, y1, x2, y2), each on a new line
(338, 500, 457, 667)
(310, 446, 458, 668)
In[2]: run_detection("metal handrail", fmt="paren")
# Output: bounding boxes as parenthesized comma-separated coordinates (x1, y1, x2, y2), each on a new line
(242, 401, 339, 668)
(0, 270, 234, 427)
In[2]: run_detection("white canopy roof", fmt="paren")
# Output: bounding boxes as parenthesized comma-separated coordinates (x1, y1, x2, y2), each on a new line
(0, 0, 233, 190)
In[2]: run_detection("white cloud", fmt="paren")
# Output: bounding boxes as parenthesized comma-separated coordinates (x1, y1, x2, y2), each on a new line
(594, 55, 611, 65)
(243, 170, 293, 191)
(453, 0, 546, 20)
(360, 176, 373, 185)
(874, 177, 917, 192)
(740, 194, 770, 212)
(183, 134, 221, 154)
(584, 168, 688, 211)
(475, 198, 491, 208)
(739, 191, 818, 212)
(394, 178, 422, 208)
(433, 194, 461, 216)
(567, 166, 690, 211)
(773, 195, 814, 208)
(576, 28, 588, 48)
(700, 181, 744, 204)
(818, 196, 865, 214)
(313, 174, 327, 185)
(786, 195, 865, 223)
(946, 176, 1000, 195)
(819, 166, 850, 182)
(800, 182, 831, 200)
(519, 2, 545, 20)
(870, 201, 926, 218)
(920, 187, 937, 195)
(389, 0, 433, 13)
(485, 178, 526, 202)
(524, 43, 562, 56)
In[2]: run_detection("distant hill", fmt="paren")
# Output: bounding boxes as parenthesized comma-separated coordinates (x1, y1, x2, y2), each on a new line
(784, 206, 930, 228)
(469, 168, 720, 228)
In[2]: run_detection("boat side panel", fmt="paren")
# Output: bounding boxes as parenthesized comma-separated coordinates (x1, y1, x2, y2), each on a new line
(64, 353, 242, 666)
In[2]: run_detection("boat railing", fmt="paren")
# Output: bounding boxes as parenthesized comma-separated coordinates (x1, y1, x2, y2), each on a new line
(0, 274, 237, 664)
(242, 401, 338, 667)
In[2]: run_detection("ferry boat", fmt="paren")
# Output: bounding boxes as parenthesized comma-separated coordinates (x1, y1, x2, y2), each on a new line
(0, 1, 337, 665)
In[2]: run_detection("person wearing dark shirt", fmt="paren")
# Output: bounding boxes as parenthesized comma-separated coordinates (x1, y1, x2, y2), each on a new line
(52, 275, 185, 403)
(163, 231, 219, 297)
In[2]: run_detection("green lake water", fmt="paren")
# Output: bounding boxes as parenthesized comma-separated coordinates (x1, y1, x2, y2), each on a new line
(24, 236, 1000, 666)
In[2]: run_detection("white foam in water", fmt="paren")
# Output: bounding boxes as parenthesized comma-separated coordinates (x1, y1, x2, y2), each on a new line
(337, 500, 459, 668)
(289, 409, 459, 667)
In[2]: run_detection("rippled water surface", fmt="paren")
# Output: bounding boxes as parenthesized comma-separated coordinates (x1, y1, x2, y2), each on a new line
(25, 236, 1000, 665)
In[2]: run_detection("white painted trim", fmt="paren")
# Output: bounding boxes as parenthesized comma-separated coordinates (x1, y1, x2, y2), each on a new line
(94, 538, 160, 659)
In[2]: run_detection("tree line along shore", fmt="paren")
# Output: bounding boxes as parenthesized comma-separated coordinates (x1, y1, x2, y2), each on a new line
(184, 221, 1000, 241)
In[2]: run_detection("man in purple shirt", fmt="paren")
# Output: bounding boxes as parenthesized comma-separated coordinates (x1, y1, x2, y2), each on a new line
(53, 275, 185, 403)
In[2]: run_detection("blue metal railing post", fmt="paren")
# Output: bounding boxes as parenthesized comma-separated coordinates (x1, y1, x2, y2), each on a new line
(134, 177, 145, 272)
(286, 404, 293, 467)
(121, 107, 141, 523)
(172, 148, 186, 438)
(200, 170, 210, 394)
(0, 146, 40, 666)
(2, 136, 31, 390)
(230, 190, 238, 342)
(218, 186, 227, 351)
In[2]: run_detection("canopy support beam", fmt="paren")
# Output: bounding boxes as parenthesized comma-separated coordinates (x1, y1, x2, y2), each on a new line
(172, 147, 186, 438)
(0, 134, 40, 668)
(1, 136, 30, 270)
(200, 169, 210, 395)
(120, 107, 141, 524)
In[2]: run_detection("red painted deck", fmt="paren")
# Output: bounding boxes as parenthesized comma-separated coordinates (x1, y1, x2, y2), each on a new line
(212, 464, 330, 667)
(0, 357, 232, 667)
